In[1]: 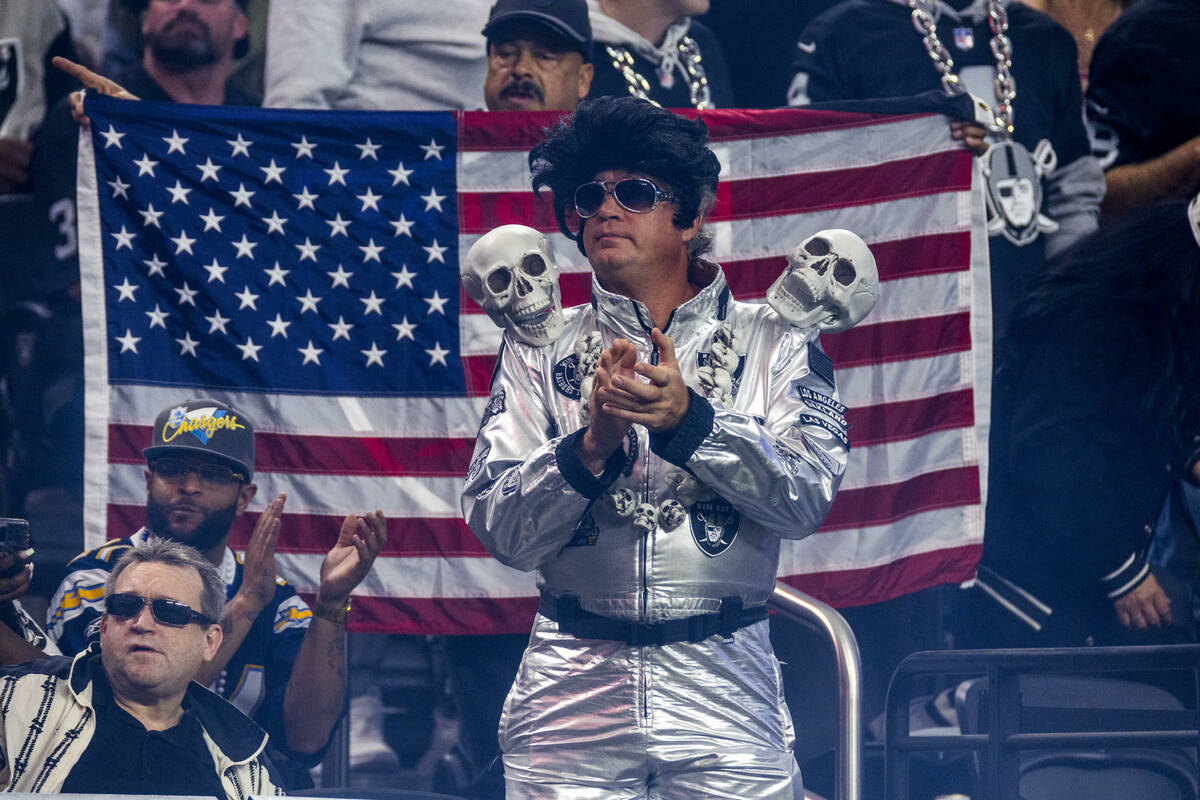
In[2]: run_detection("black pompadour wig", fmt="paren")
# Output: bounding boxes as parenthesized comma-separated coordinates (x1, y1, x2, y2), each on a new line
(529, 96, 721, 256)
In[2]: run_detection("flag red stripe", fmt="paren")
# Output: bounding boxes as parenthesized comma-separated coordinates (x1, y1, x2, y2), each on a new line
(457, 230, 970, 315)
(106, 503, 490, 556)
(715, 153, 971, 220)
(821, 466, 980, 530)
(823, 312, 971, 367)
(110, 424, 476, 477)
(337, 594, 540, 635)
(458, 108, 937, 151)
(778, 542, 981, 610)
(458, 153, 969, 234)
(846, 388, 974, 447)
(110, 465, 978, 553)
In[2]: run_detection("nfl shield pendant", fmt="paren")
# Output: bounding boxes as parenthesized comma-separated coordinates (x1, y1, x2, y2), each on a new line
(953, 27, 975, 50)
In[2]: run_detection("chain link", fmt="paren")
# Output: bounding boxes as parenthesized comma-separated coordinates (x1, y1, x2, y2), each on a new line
(908, 0, 1016, 137)
(605, 36, 713, 110)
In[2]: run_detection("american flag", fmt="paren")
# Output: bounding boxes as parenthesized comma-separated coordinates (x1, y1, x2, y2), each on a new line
(78, 94, 989, 634)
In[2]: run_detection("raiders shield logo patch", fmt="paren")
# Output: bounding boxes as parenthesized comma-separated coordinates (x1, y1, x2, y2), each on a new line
(553, 354, 582, 399)
(689, 498, 740, 557)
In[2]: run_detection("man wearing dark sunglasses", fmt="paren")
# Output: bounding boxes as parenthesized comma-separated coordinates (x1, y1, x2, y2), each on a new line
(0, 539, 283, 796)
(462, 96, 848, 798)
(47, 397, 385, 788)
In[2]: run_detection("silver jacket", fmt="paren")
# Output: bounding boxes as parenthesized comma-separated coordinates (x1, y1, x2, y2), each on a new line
(461, 261, 848, 622)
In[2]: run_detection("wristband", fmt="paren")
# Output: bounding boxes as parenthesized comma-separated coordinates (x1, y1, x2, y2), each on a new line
(312, 597, 351, 624)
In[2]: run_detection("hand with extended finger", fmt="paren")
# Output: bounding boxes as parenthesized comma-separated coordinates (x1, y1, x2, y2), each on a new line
(597, 328, 690, 433)
(578, 338, 635, 473)
(317, 510, 386, 606)
(52, 56, 140, 127)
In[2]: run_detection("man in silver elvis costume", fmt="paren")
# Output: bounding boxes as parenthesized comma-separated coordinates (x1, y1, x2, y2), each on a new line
(461, 96, 848, 799)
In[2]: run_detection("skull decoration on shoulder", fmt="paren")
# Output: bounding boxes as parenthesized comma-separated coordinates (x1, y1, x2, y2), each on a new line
(767, 229, 880, 333)
(462, 225, 565, 345)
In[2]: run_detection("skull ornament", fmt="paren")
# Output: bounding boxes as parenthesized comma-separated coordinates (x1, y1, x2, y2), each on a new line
(607, 487, 636, 518)
(463, 225, 564, 345)
(658, 499, 687, 530)
(632, 503, 657, 535)
(768, 229, 879, 333)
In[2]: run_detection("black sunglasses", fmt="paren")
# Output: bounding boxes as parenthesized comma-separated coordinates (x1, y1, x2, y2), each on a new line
(574, 178, 674, 219)
(150, 458, 245, 487)
(106, 592, 215, 627)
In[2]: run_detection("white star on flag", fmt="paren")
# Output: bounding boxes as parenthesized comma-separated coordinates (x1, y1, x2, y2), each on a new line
(203, 258, 228, 283)
(291, 135, 316, 158)
(423, 239, 447, 263)
(420, 139, 445, 160)
(356, 138, 381, 159)
(145, 304, 169, 328)
(116, 329, 141, 353)
(197, 157, 222, 182)
(205, 310, 230, 333)
(100, 125, 125, 149)
(264, 262, 290, 286)
(266, 313, 292, 338)
(175, 332, 199, 356)
(360, 291, 385, 315)
(424, 290, 449, 315)
(235, 286, 260, 310)
(237, 337, 264, 361)
(232, 234, 259, 259)
(298, 340, 324, 365)
(359, 239, 384, 262)
(329, 316, 354, 340)
(133, 153, 158, 176)
(327, 265, 353, 288)
(113, 278, 138, 301)
(261, 159, 286, 184)
(163, 129, 189, 154)
(227, 132, 253, 157)
(174, 282, 199, 306)
(421, 188, 446, 212)
(170, 230, 196, 255)
(392, 265, 416, 289)
(297, 289, 322, 313)
(392, 317, 417, 340)
(362, 342, 387, 366)
(199, 208, 225, 232)
(112, 226, 136, 250)
(324, 162, 349, 186)
(425, 342, 450, 365)
(388, 162, 413, 186)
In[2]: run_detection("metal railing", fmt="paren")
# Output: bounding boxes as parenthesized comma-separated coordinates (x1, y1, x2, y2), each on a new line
(769, 581, 863, 800)
(883, 645, 1200, 800)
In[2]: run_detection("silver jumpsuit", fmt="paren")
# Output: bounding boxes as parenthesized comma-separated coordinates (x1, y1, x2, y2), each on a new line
(461, 260, 848, 799)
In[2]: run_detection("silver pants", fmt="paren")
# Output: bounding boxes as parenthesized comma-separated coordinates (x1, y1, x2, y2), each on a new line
(499, 616, 801, 799)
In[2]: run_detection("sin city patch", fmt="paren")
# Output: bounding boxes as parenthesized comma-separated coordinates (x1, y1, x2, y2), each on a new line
(690, 498, 740, 557)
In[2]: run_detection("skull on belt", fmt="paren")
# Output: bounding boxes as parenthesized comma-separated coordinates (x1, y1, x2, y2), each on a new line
(768, 229, 879, 333)
(462, 224, 564, 345)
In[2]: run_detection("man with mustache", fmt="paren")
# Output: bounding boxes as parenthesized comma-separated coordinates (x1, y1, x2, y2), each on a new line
(46, 398, 385, 788)
(483, 0, 594, 112)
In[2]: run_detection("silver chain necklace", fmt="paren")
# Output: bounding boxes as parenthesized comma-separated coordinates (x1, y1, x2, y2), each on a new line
(908, 0, 1016, 137)
(605, 35, 714, 110)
